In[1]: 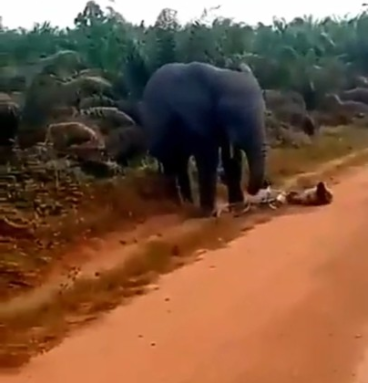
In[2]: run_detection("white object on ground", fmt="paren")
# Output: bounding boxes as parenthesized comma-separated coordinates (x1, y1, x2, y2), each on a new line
(246, 187, 287, 207)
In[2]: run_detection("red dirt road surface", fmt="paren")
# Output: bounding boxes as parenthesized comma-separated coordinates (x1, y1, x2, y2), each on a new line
(4, 165, 368, 383)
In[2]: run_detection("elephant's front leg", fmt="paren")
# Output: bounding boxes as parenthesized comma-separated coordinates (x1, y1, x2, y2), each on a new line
(220, 144, 244, 205)
(176, 154, 193, 204)
(194, 144, 219, 216)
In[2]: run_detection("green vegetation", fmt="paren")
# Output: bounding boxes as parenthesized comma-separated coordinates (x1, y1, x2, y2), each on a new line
(1, 2, 368, 107)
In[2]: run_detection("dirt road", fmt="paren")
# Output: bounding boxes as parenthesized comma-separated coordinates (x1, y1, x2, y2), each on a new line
(4, 165, 368, 383)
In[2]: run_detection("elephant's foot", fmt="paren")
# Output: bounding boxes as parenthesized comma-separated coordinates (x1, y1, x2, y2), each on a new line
(200, 203, 248, 218)
(198, 206, 220, 218)
(191, 202, 252, 219)
(165, 190, 181, 206)
(227, 201, 251, 216)
(190, 204, 224, 219)
(160, 177, 181, 205)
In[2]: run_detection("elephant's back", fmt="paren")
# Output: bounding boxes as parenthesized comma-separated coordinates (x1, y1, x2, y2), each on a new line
(142, 62, 214, 129)
(215, 68, 263, 101)
(143, 62, 212, 100)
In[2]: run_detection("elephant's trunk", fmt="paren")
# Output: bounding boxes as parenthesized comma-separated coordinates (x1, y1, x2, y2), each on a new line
(245, 141, 267, 195)
(236, 101, 268, 196)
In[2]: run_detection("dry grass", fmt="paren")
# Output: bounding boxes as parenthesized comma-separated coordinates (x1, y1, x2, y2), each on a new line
(1, 125, 368, 370)
(0, 212, 273, 369)
(268, 126, 368, 182)
(0, 167, 181, 301)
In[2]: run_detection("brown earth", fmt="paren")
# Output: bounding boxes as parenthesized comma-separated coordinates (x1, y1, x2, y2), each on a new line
(1, 126, 366, 303)
(2, 158, 368, 382)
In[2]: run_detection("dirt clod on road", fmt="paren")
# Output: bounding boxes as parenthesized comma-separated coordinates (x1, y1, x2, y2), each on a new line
(4, 164, 368, 383)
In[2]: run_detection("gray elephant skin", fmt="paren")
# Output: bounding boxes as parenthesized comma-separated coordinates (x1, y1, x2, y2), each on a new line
(139, 61, 267, 215)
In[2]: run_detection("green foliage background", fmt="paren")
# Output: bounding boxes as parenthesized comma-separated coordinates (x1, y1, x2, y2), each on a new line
(1, 1, 368, 106)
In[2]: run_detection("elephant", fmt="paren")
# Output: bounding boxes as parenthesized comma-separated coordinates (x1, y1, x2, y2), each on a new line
(139, 61, 267, 216)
